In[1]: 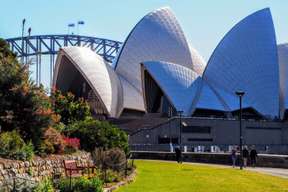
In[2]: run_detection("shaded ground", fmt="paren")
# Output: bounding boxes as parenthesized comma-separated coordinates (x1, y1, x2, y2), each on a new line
(116, 160, 288, 192)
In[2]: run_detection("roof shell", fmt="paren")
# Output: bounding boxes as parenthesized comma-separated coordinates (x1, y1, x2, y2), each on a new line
(118, 75, 145, 112)
(115, 7, 205, 94)
(278, 44, 288, 119)
(203, 8, 279, 117)
(141, 61, 200, 116)
(193, 80, 227, 112)
(53, 46, 123, 117)
(188, 44, 206, 75)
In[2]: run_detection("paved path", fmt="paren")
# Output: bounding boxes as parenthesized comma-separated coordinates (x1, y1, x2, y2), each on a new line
(246, 167, 288, 179)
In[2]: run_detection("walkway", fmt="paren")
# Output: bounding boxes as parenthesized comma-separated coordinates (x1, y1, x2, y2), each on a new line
(246, 167, 288, 179)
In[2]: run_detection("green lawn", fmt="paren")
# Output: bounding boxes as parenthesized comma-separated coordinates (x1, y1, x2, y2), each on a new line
(116, 160, 288, 192)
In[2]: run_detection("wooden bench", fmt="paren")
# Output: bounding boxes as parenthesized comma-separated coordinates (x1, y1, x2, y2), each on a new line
(63, 160, 97, 178)
(63, 160, 84, 178)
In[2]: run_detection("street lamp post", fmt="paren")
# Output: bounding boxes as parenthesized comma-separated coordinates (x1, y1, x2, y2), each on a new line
(169, 107, 172, 144)
(28, 27, 31, 37)
(21, 18, 26, 64)
(235, 90, 245, 170)
(177, 110, 183, 150)
(27, 27, 31, 66)
(68, 23, 75, 34)
(168, 107, 173, 152)
(77, 21, 85, 35)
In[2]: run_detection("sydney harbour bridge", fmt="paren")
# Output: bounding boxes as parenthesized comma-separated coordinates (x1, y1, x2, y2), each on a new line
(5, 35, 123, 87)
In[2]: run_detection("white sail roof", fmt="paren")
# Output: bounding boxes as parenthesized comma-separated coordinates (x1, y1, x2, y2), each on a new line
(203, 8, 279, 117)
(141, 61, 200, 116)
(118, 75, 145, 112)
(193, 80, 227, 112)
(278, 44, 288, 119)
(115, 7, 205, 95)
(188, 44, 206, 75)
(53, 46, 123, 117)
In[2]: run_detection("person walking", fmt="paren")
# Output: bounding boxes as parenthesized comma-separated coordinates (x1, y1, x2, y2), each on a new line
(242, 147, 249, 168)
(170, 142, 174, 152)
(231, 148, 237, 168)
(175, 146, 182, 163)
(250, 146, 258, 168)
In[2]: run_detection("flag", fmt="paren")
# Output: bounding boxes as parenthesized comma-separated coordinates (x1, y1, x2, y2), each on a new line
(78, 21, 85, 25)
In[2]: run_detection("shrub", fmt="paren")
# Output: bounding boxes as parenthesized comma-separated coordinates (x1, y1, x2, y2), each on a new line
(51, 89, 91, 125)
(63, 137, 80, 149)
(33, 177, 54, 192)
(22, 141, 34, 159)
(54, 122, 65, 132)
(103, 148, 126, 171)
(102, 169, 122, 183)
(13, 140, 34, 161)
(88, 177, 103, 191)
(0, 131, 34, 161)
(91, 148, 104, 168)
(39, 127, 65, 155)
(65, 119, 128, 153)
(0, 130, 25, 155)
(57, 177, 70, 192)
(63, 137, 80, 154)
(58, 176, 103, 192)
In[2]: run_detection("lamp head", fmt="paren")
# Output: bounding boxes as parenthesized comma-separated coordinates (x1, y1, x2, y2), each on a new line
(28, 28, 31, 35)
(68, 23, 75, 27)
(235, 90, 245, 97)
(177, 110, 184, 115)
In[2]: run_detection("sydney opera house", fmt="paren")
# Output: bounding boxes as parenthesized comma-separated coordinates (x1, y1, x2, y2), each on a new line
(53, 7, 288, 153)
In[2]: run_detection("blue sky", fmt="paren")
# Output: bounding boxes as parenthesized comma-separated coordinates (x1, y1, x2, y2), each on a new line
(0, 0, 287, 88)
(0, 0, 287, 60)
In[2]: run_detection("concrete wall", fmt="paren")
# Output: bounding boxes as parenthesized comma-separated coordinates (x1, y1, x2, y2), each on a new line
(130, 118, 288, 154)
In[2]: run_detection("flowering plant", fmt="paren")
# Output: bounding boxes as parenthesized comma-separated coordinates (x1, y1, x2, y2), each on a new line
(63, 137, 80, 150)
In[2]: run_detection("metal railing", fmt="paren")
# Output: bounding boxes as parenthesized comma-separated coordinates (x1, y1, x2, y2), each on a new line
(130, 144, 288, 154)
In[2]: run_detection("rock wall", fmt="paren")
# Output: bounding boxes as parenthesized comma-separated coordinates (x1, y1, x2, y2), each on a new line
(0, 152, 93, 185)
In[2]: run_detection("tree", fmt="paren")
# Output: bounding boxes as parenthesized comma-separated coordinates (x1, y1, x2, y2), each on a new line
(0, 39, 55, 150)
(51, 89, 91, 125)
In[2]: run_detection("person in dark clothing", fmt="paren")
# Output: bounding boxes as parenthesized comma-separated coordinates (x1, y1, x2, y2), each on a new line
(175, 146, 182, 163)
(250, 147, 258, 167)
(242, 147, 249, 168)
(231, 148, 237, 168)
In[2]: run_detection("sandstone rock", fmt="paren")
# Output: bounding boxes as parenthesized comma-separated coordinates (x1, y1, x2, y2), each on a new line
(24, 161, 30, 167)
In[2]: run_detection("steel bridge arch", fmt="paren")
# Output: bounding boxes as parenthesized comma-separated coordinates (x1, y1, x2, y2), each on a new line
(6, 34, 123, 86)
